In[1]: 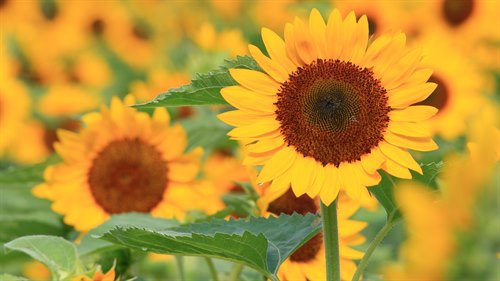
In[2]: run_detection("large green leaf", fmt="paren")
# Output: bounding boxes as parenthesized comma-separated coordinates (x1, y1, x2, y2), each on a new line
(370, 172, 402, 222)
(133, 56, 262, 108)
(5, 235, 80, 280)
(77, 213, 179, 257)
(0, 158, 66, 245)
(99, 213, 321, 279)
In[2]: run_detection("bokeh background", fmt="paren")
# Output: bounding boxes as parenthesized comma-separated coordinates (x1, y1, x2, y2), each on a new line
(1, 0, 499, 280)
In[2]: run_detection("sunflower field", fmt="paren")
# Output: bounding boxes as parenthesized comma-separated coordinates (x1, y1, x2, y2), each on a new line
(1, 1, 499, 281)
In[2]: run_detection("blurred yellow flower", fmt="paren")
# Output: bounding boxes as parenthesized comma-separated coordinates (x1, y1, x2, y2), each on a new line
(413, 31, 485, 140)
(7, 120, 52, 164)
(0, 70, 31, 156)
(384, 103, 499, 280)
(71, 266, 116, 281)
(37, 83, 100, 117)
(258, 188, 366, 281)
(23, 261, 51, 281)
(130, 68, 190, 102)
(194, 22, 248, 57)
(33, 96, 209, 231)
(219, 9, 438, 205)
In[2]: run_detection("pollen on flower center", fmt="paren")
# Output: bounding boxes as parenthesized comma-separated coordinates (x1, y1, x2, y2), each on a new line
(267, 190, 322, 262)
(276, 59, 390, 167)
(88, 138, 167, 214)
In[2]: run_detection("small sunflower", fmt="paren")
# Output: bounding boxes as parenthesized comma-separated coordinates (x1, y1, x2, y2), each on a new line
(34, 96, 207, 232)
(219, 9, 438, 205)
(413, 31, 485, 140)
(258, 188, 366, 281)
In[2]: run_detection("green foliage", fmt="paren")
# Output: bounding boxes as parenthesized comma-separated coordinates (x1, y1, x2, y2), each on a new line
(5, 235, 81, 280)
(133, 56, 261, 108)
(77, 213, 179, 257)
(0, 274, 29, 281)
(370, 172, 402, 222)
(180, 108, 236, 151)
(99, 213, 321, 280)
(0, 157, 66, 245)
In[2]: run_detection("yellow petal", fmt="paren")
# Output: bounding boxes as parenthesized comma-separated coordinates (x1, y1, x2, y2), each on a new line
(293, 16, 317, 64)
(371, 33, 407, 76)
(339, 11, 357, 61)
(339, 220, 367, 236)
(306, 160, 325, 198)
(229, 69, 281, 96)
(381, 158, 412, 179)
(341, 163, 363, 201)
(389, 106, 438, 122)
(246, 137, 285, 154)
(221, 86, 277, 114)
(227, 119, 280, 138)
(388, 82, 438, 108)
(350, 15, 369, 65)
(168, 148, 202, 182)
(340, 245, 365, 259)
(261, 28, 297, 73)
(320, 164, 340, 206)
(291, 155, 317, 197)
(387, 121, 432, 138)
(263, 171, 292, 204)
(360, 33, 393, 68)
(379, 141, 422, 174)
(248, 44, 289, 83)
(155, 124, 187, 160)
(383, 47, 423, 90)
(153, 108, 170, 125)
(257, 146, 297, 183)
(217, 110, 272, 127)
(309, 8, 327, 58)
(384, 131, 438, 151)
(325, 9, 343, 60)
(360, 147, 384, 174)
(284, 23, 305, 66)
(403, 68, 433, 87)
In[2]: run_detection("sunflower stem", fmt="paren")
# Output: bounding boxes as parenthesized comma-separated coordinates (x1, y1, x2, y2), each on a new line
(229, 264, 244, 281)
(175, 256, 186, 281)
(205, 257, 219, 281)
(321, 199, 341, 281)
(351, 220, 395, 281)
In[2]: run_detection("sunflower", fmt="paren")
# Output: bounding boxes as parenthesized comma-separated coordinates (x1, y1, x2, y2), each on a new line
(0, 60, 31, 157)
(33, 96, 209, 232)
(413, 31, 485, 140)
(218, 9, 438, 205)
(258, 187, 366, 281)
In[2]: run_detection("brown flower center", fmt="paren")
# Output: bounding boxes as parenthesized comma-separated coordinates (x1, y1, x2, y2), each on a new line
(442, 0, 474, 27)
(415, 74, 449, 113)
(88, 138, 168, 214)
(90, 19, 105, 35)
(267, 189, 322, 262)
(276, 59, 390, 167)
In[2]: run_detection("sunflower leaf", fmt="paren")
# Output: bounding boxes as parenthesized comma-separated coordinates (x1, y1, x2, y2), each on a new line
(133, 55, 261, 108)
(98, 213, 321, 279)
(370, 172, 402, 222)
(77, 213, 179, 257)
(4, 235, 80, 280)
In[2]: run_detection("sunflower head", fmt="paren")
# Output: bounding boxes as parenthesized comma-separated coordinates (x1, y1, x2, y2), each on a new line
(257, 186, 366, 281)
(219, 9, 438, 205)
(34, 96, 211, 231)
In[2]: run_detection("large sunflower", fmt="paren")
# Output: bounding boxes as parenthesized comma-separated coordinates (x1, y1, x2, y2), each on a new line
(34, 96, 208, 232)
(218, 9, 438, 205)
(257, 188, 366, 281)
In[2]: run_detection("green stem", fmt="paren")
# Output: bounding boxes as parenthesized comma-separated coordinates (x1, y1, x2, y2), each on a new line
(175, 256, 186, 281)
(205, 257, 219, 281)
(321, 199, 341, 281)
(229, 264, 244, 281)
(351, 220, 395, 281)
